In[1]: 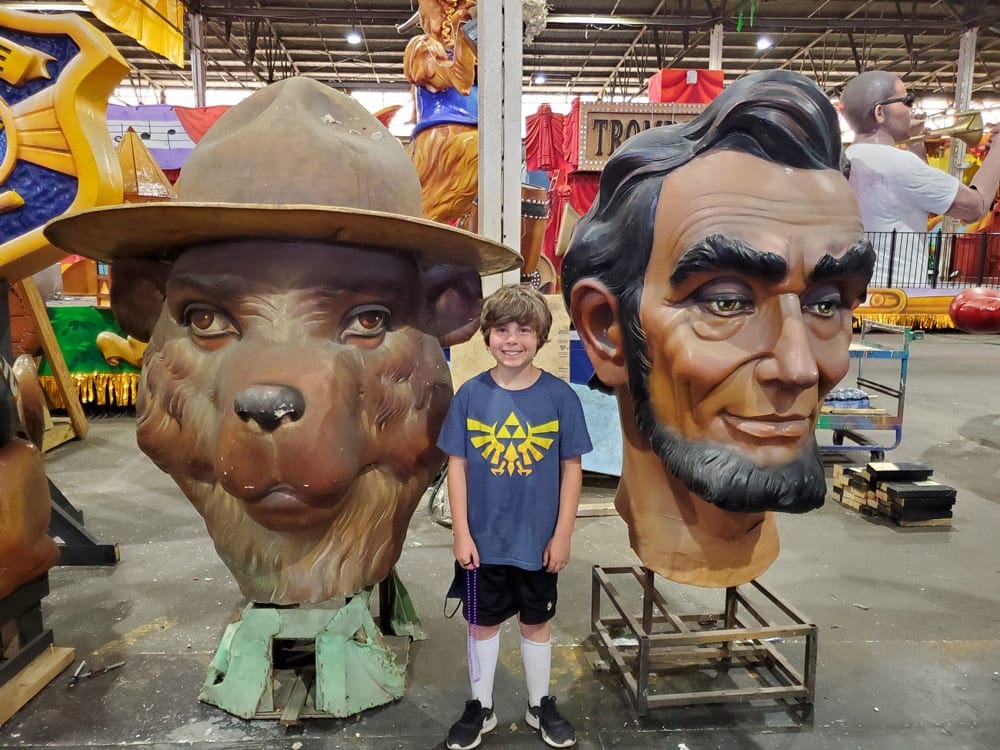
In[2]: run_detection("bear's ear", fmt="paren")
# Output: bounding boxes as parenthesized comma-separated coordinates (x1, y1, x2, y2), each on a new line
(420, 265, 483, 347)
(110, 260, 171, 342)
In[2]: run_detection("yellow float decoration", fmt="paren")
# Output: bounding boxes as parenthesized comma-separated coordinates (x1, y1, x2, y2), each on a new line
(0, 8, 127, 282)
(854, 287, 958, 330)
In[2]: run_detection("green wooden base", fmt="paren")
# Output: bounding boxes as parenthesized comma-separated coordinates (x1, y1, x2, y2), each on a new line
(199, 595, 407, 720)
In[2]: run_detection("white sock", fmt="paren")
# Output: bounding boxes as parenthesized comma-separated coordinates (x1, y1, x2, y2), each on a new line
(520, 636, 552, 708)
(469, 630, 499, 710)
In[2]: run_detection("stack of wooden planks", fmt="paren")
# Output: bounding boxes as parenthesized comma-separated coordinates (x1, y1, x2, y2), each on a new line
(831, 461, 955, 528)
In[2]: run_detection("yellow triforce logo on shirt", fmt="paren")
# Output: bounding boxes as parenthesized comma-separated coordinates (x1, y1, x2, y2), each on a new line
(467, 412, 558, 476)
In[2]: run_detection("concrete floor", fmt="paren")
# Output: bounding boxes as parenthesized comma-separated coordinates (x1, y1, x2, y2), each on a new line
(3, 330, 1000, 749)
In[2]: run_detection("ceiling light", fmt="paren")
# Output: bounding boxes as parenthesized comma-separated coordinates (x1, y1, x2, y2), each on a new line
(346, 28, 362, 45)
(756, 37, 773, 51)
(532, 72, 547, 85)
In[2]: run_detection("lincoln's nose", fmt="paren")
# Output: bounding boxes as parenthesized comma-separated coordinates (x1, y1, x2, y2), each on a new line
(234, 384, 305, 432)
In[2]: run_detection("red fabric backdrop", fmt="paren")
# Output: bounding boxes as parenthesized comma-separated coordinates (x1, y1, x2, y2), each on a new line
(173, 105, 231, 144)
(525, 99, 601, 277)
(647, 69, 724, 104)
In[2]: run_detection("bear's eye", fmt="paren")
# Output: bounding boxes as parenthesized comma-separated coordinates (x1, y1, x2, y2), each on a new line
(184, 306, 240, 339)
(342, 304, 390, 344)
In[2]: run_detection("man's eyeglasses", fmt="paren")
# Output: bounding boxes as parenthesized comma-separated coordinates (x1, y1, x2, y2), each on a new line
(875, 93, 915, 109)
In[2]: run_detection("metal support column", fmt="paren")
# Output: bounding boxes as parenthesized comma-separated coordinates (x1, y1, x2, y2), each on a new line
(190, 12, 207, 107)
(947, 27, 977, 180)
(477, 1, 523, 292)
(709, 23, 724, 70)
(941, 27, 977, 253)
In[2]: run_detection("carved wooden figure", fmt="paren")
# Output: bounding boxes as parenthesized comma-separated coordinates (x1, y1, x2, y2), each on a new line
(403, 0, 479, 224)
(0, 355, 58, 599)
(563, 70, 876, 588)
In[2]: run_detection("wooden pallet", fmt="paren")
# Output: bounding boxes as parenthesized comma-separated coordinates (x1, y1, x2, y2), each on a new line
(0, 576, 75, 726)
(0, 645, 75, 726)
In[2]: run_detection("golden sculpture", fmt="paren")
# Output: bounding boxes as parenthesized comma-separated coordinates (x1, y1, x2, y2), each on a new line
(403, 0, 479, 224)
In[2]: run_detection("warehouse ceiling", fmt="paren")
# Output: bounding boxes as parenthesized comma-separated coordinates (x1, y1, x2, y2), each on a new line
(8, 1, 1000, 102)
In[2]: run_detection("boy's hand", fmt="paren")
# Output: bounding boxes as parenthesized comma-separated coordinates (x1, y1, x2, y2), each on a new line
(454, 533, 480, 570)
(543, 534, 571, 573)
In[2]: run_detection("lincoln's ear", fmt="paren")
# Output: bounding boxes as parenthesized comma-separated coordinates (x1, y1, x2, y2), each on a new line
(569, 278, 627, 387)
(873, 103, 885, 125)
(110, 259, 171, 341)
(421, 265, 483, 347)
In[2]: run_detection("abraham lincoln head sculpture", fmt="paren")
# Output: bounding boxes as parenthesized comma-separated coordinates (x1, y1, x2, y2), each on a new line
(563, 70, 875, 587)
(45, 77, 519, 604)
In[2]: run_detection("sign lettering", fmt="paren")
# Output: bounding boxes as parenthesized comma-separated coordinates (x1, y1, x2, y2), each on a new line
(577, 102, 708, 171)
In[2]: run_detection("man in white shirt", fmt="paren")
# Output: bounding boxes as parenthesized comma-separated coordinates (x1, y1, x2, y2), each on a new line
(841, 71, 1000, 286)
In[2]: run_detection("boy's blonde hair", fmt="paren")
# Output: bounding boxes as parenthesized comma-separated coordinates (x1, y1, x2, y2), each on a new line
(480, 284, 552, 349)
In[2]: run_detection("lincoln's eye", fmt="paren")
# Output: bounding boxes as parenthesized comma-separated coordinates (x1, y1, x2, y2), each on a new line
(808, 299, 840, 317)
(700, 295, 754, 316)
(710, 298, 744, 314)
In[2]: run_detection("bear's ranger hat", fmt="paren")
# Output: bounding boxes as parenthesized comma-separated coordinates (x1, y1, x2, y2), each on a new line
(45, 77, 520, 275)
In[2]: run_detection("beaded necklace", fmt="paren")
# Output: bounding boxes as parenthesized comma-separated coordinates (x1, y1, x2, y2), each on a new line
(466, 567, 480, 682)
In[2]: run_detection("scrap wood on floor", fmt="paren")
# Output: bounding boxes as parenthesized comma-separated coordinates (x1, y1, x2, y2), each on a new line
(831, 461, 956, 528)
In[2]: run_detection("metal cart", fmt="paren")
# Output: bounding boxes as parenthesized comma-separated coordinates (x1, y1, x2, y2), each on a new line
(816, 320, 923, 461)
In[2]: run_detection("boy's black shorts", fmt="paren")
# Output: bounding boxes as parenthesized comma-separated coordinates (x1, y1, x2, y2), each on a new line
(453, 562, 558, 627)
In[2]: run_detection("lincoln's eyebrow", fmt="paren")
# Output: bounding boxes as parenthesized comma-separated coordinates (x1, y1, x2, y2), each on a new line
(809, 239, 876, 285)
(669, 234, 787, 286)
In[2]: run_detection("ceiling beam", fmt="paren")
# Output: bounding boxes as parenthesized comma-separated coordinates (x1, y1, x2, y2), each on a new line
(253, 1, 302, 80)
(769, 0, 876, 77)
(595, 1, 668, 101)
(546, 14, 994, 33)
(202, 19, 271, 84)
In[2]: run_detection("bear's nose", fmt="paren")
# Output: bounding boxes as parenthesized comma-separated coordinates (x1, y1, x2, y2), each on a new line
(234, 384, 305, 432)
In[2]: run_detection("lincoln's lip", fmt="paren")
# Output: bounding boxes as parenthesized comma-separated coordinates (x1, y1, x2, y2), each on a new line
(721, 412, 813, 440)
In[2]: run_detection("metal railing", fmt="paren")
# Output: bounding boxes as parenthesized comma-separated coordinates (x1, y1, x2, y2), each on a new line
(864, 230, 1000, 289)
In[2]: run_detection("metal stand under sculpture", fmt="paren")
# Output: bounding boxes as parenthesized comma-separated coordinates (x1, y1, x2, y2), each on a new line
(590, 566, 816, 715)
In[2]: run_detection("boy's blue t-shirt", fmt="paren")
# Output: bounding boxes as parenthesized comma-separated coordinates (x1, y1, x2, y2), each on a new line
(437, 370, 593, 570)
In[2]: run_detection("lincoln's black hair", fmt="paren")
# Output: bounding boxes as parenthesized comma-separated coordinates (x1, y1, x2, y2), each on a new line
(561, 69, 843, 330)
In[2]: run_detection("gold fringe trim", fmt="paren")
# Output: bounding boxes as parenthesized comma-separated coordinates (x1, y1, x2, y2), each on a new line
(39, 372, 140, 408)
(854, 312, 956, 330)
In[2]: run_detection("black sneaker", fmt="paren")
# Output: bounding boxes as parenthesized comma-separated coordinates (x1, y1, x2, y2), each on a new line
(525, 695, 576, 748)
(446, 699, 497, 750)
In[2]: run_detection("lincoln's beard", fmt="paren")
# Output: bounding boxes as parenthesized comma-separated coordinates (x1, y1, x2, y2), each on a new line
(622, 315, 827, 514)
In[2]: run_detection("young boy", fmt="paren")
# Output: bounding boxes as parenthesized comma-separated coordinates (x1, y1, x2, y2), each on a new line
(437, 284, 592, 749)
